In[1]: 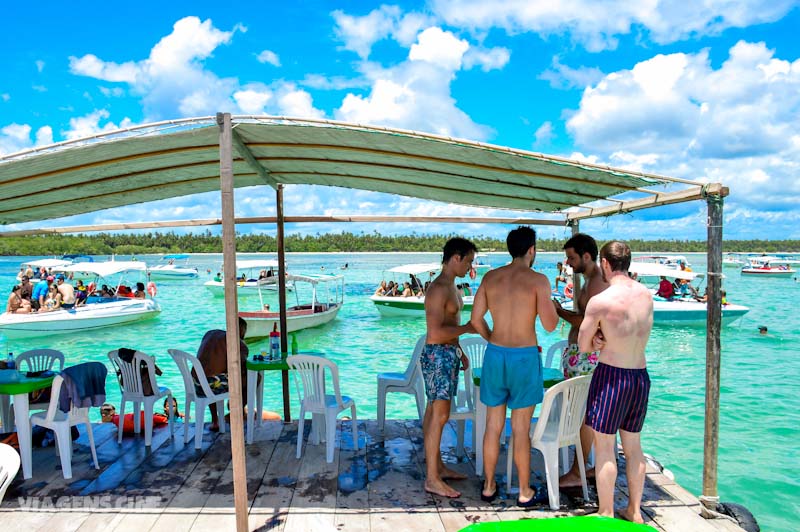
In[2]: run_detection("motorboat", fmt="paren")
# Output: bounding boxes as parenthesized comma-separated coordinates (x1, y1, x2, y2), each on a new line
(204, 259, 295, 296)
(17, 258, 74, 283)
(722, 253, 746, 268)
(148, 254, 199, 279)
(741, 256, 796, 278)
(370, 262, 475, 317)
(0, 261, 160, 339)
(473, 253, 492, 271)
(632, 254, 692, 271)
(561, 262, 748, 327)
(239, 273, 344, 339)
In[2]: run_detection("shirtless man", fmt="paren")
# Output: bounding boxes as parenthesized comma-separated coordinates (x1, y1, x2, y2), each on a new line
(471, 227, 558, 506)
(56, 274, 76, 309)
(552, 233, 609, 488)
(579, 241, 653, 523)
(422, 237, 477, 498)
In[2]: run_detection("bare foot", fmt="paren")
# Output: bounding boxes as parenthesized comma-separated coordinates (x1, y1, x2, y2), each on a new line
(439, 466, 467, 480)
(424, 479, 461, 498)
(618, 507, 644, 524)
(559, 467, 594, 488)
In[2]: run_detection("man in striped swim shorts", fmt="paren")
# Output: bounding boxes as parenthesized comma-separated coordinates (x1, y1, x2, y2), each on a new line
(579, 241, 653, 524)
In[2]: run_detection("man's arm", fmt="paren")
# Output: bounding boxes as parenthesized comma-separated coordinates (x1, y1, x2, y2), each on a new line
(469, 282, 491, 341)
(537, 277, 559, 332)
(578, 298, 603, 353)
(553, 300, 582, 326)
(425, 284, 474, 343)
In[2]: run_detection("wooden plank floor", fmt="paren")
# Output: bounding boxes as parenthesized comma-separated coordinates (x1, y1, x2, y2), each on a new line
(0, 418, 742, 532)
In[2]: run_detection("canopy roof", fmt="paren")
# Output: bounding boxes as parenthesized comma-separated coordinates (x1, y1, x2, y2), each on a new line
(629, 262, 702, 281)
(22, 258, 73, 269)
(63, 261, 148, 277)
(386, 262, 443, 276)
(234, 259, 279, 270)
(0, 116, 711, 226)
(259, 273, 343, 285)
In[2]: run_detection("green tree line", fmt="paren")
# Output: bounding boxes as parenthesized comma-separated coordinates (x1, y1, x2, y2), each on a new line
(1, 231, 799, 256)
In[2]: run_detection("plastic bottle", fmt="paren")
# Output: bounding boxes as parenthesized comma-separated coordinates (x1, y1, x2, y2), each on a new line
(6, 352, 14, 370)
(269, 323, 281, 359)
(291, 333, 299, 355)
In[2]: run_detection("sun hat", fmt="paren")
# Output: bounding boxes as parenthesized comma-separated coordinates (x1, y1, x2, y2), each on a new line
(46, 275, 55, 281)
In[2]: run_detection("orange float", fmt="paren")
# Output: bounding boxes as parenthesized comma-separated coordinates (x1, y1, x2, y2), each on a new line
(112, 412, 169, 434)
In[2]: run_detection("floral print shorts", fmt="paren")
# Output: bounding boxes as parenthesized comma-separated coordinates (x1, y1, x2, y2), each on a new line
(561, 343, 599, 379)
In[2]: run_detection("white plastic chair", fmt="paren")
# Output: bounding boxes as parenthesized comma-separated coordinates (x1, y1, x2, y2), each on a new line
(287, 355, 358, 463)
(30, 374, 99, 480)
(460, 336, 487, 371)
(0, 442, 20, 504)
(168, 349, 229, 449)
(505, 375, 592, 509)
(12, 349, 65, 416)
(108, 350, 174, 447)
(377, 335, 425, 431)
(544, 340, 568, 370)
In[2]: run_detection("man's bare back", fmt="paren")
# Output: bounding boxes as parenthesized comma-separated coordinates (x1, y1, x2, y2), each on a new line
(472, 264, 557, 347)
(579, 276, 652, 369)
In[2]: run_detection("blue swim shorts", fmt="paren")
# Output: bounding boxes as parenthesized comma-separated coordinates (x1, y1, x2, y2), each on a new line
(420, 343, 460, 402)
(480, 343, 542, 409)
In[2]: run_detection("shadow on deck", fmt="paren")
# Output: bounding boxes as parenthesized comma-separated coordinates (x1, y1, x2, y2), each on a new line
(0, 418, 740, 532)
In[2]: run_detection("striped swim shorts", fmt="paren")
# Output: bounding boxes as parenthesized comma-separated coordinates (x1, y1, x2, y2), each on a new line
(585, 362, 650, 435)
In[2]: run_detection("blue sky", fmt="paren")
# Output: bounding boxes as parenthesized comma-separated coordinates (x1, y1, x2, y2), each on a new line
(2, 1, 800, 241)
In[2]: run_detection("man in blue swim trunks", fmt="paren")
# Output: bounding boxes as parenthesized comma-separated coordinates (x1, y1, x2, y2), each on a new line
(579, 241, 653, 524)
(422, 237, 477, 499)
(471, 226, 558, 506)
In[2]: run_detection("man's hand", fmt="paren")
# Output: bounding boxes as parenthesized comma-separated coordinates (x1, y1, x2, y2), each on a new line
(552, 298, 563, 311)
(592, 329, 606, 352)
(460, 351, 470, 372)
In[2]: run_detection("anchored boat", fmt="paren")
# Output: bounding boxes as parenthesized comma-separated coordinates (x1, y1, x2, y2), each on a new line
(148, 254, 199, 279)
(370, 262, 475, 317)
(204, 259, 295, 296)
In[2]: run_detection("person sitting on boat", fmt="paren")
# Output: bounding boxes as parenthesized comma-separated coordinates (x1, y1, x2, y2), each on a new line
(74, 280, 89, 306)
(213, 272, 222, 282)
(383, 281, 396, 297)
(116, 285, 134, 298)
(258, 269, 268, 280)
(656, 276, 674, 300)
(462, 282, 472, 296)
(18, 275, 33, 304)
(43, 284, 62, 311)
(6, 285, 32, 314)
(694, 289, 708, 302)
(410, 274, 423, 292)
(100, 284, 115, 298)
(196, 317, 251, 431)
(134, 282, 146, 299)
(402, 282, 414, 297)
(721, 290, 728, 305)
(374, 280, 387, 296)
(554, 261, 568, 290)
(56, 274, 76, 309)
(31, 275, 53, 311)
(24, 266, 35, 279)
(674, 278, 691, 298)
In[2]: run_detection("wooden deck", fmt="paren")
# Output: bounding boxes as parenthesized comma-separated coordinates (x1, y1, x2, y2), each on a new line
(0, 418, 742, 531)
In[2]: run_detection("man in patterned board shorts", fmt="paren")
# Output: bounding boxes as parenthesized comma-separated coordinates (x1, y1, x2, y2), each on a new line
(553, 233, 608, 488)
(421, 237, 477, 499)
(579, 241, 653, 524)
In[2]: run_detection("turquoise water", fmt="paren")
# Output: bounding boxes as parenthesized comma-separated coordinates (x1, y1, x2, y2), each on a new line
(1, 252, 797, 531)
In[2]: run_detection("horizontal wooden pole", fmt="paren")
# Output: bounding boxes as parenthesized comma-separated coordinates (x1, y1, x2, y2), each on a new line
(0, 215, 568, 236)
(567, 183, 728, 221)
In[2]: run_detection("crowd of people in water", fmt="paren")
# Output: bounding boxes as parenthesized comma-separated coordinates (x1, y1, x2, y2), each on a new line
(5, 265, 148, 314)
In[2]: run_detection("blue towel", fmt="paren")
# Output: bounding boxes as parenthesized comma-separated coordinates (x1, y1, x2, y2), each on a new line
(59, 362, 108, 412)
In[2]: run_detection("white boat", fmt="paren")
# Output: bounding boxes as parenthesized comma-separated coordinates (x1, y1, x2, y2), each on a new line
(473, 253, 492, 271)
(239, 273, 344, 339)
(633, 254, 692, 271)
(722, 253, 746, 268)
(370, 262, 475, 317)
(204, 259, 295, 296)
(575, 262, 749, 327)
(0, 261, 160, 339)
(148, 254, 199, 279)
(741, 256, 796, 278)
(17, 258, 74, 282)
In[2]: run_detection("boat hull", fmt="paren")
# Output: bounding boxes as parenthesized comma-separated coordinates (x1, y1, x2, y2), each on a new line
(561, 300, 749, 327)
(148, 267, 198, 279)
(0, 299, 161, 339)
(370, 295, 474, 317)
(240, 304, 341, 339)
(741, 268, 795, 278)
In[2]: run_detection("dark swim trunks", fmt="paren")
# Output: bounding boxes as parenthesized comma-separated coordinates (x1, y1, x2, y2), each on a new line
(585, 362, 650, 435)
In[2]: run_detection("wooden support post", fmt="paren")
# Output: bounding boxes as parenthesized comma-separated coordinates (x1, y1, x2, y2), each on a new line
(276, 184, 291, 422)
(570, 221, 582, 297)
(701, 192, 723, 508)
(217, 112, 249, 532)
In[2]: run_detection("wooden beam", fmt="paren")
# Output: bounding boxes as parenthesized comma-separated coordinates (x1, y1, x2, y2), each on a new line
(0, 216, 568, 237)
(276, 184, 291, 422)
(701, 192, 724, 508)
(567, 184, 728, 221)
(231, 128, 279, 188)
(217, 112, 249, 532)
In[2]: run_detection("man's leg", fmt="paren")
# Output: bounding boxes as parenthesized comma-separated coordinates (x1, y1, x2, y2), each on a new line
(511, 405, 536, 502)
(481, 404, 506, 496)
(618, 429, 646, 524)
(560, 423, 594, 487)
(423, 399, 460, 497)
(593, 429, 618, 517)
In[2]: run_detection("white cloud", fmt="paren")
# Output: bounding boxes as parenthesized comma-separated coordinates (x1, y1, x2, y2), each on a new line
(256, 49, 281, 66)
(431, 0, 798, 52)
(99, 87, 125, 97)
(35, 60, 45, 73)
(0, 123, 53, 155)
(62, 109, 135, 140)
(332, 5, 431, 59)
(233, 87, 272, 114)
(409, 27, 469, 70)
(70, 54, 139, 83)
(534, 121, 554, 145)
(463, 46, 510, 72)
(539, 56, 604, 89)
(565, 40, 800, 230)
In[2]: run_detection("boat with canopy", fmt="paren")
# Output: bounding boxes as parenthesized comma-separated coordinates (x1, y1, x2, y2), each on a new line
(148, 254, 199, 279)
(204, 259, 295, 296)
(369, 262, 475, 317)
